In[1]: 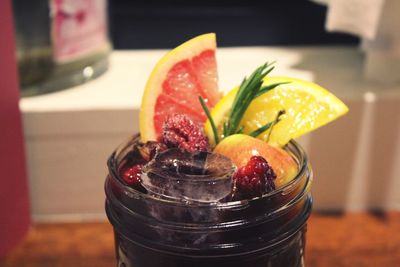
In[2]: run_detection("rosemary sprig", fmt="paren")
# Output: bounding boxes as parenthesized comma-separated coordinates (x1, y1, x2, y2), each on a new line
(198, 62, 290, 144)
(223, 122, 228, 138)
(249, 110, 285, 138)
(199, 96, 220, 144)
(236, 126, 244, 134)
(266, 110, 286, 142)
(226, 62, 275, 135)
(249, 122, 274, 138)
(256, 81, 290, 97)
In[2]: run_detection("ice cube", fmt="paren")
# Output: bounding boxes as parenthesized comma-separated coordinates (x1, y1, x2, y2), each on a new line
(141, 148, 235, 203)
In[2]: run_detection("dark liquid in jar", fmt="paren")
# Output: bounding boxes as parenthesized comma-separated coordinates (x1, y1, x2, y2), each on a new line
(105, 136, 312, 267)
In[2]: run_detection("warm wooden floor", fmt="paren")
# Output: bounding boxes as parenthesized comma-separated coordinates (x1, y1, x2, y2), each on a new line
(1, 212, 400, 267)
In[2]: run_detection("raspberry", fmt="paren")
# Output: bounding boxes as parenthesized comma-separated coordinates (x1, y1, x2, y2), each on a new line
(233, 156, 276, 200)
(120, 164, 146, 192)
(162, 114, 210, 153)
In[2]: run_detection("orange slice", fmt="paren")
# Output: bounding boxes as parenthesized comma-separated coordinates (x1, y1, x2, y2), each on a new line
(205, 76, 349, 147)
(139, 33, 222, 142)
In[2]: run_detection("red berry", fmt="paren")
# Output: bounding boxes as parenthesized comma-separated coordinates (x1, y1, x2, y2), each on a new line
(120, 164, 146, 192)
(233, 156, 276, 200)
(162, 114, 210, 153)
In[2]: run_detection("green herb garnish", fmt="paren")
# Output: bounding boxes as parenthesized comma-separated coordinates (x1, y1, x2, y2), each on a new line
(256, 82, 290, 97)
(199, 96, 219, 145)
(249, 110, 285, 137)
(266, 110, 286, 142)
(199, 62, 289, 144)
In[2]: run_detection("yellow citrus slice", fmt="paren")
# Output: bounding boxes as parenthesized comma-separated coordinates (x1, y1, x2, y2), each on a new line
(139, 33, 222, 142)
(205, 76, 349, 147)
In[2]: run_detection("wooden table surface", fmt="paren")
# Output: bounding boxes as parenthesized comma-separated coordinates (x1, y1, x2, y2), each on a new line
(1, 212, 399, 267)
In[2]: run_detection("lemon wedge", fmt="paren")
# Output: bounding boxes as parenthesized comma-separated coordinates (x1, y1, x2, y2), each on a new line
(205, 76, 349, 147)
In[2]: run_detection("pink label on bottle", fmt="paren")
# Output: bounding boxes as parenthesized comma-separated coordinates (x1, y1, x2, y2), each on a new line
(51, 0, 108, 63)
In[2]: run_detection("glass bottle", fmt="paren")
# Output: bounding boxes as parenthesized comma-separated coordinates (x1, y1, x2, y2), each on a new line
(13, 0, 111, 96)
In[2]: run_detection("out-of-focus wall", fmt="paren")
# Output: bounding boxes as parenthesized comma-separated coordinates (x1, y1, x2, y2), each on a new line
(108, 0, 358, 49)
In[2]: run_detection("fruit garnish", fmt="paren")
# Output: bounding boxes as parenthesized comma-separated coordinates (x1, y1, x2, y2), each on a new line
(233, 155, 276, 200)
(162, 114, 210, 153)
(133, 34, 349, 199)
(204, 65, 349, 147)
(214, 134, 298, 188)
(139, 33, 222, 142)
(120, 164, 146, 192)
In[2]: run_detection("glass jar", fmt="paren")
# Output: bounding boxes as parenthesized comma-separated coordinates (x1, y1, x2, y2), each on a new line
(13, 0, 110, 96)
(105, 135, 313, 267)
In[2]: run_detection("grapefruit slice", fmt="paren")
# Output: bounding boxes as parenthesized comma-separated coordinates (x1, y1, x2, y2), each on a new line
(139, 33, 221, 142)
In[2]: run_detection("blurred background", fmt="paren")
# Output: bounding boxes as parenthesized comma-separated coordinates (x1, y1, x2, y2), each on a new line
(2, 0, 400, 264)
(108, 0, 359, 48)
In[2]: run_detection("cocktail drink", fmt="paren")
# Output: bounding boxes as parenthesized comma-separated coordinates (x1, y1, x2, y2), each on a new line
(105, 33, 348, 267)
(105, 135, 311, 267)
